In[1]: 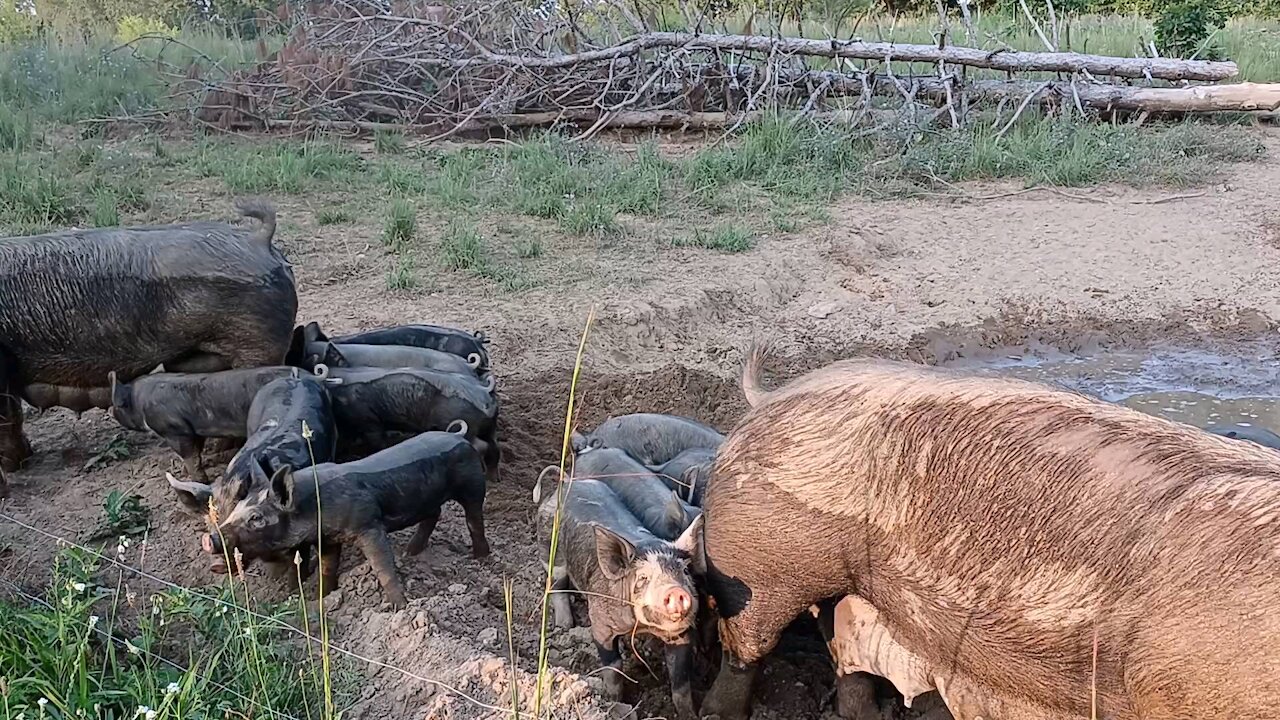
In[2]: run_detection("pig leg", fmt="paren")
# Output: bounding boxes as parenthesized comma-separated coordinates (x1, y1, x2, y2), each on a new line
(479, 429, 501, 483)
(700, 651, 760, 720)
(164, 434, 208, 483)
(356, 528, 408, 610)
(318, 541, 343, 598)
(0, 354, 31, 474)
(665, 634, 697, 720)
(405, 511, 441, 557)
(550, 566, 574, 629)
(593, 633, 627, 701)
(833, 674, 883, 720)
(459, 492, 490, 559)
(812, 598, 882, 720)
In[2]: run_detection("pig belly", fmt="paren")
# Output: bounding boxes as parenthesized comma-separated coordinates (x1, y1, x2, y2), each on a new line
(23, 384, 111, 411)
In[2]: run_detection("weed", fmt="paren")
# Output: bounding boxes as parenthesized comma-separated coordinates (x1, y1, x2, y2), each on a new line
(562, 202, 621, 238)
(0, 159, 78, 230)
(441, 220, 486, 271)
(0, 102, 31, 151)
(424, 150, 487, 209)
(374, 128, 406, 154)
(386, 254, 419, 291)
(315, 206, 354, 225)
(0, 546, 351, 718)
(90, 189, 120, 227)
(383, 199, 416, 250)
(85, 489, 149, 541)
(378, 161, 427, 195)
(83, 433, 131, 472)
(191, 139, 362, 193)
(515, 237, 544, 258)
(676, 224, 755, 253)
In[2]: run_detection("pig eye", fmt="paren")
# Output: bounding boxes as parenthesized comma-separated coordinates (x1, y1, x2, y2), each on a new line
(248, 512, 266, 529)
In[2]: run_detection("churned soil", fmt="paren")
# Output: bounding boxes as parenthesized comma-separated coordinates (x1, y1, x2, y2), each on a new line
(4, 131, 1280, 719)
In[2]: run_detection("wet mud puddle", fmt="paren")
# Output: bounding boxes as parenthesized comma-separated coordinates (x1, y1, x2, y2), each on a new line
(944, 340, 1280, 435)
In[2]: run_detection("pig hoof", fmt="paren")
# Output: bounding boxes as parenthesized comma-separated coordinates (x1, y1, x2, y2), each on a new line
(471, 542, 491, 559)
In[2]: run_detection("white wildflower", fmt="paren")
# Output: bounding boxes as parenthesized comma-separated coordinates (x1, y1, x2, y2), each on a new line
(72, 582, 86, 593)
(165, 682, 180, 695)
(125, 640, 142, 655)
(88, 615, 99, 629)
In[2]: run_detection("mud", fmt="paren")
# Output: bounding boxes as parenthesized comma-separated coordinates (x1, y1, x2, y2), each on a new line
(5, 136, 1280, 719)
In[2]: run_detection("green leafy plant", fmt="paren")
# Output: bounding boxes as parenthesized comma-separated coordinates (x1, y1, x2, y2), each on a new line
(1154, 0, 1227, 59)
(85, 489, 150, 541)
(83, 433, 131, 471)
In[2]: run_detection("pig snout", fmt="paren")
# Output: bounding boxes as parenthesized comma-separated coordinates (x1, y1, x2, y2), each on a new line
(662, 586, 693, 617)
(202, 532, 223, 555)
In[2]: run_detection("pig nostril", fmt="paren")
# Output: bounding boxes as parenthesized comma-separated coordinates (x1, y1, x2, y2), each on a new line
(664, 589, 691, 615)
(201, 533, 214, 554)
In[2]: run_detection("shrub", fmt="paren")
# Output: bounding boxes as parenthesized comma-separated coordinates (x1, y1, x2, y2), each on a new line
(1154, 0, 1228, 59)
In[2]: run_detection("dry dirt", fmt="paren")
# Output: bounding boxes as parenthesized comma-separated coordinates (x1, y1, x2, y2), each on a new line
(5, 130, 1280, 719)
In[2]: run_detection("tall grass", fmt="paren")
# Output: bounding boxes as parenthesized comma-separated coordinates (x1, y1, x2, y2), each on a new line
(533, 309, 596, 719)
(0, 544, 347, 718)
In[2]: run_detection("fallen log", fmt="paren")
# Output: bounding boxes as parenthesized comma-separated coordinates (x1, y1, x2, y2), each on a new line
(648, 32, 1238, 83)
(907, 78, 1280, 113)
(383, 21, 1239, 82)
(261, 107, 932, 135)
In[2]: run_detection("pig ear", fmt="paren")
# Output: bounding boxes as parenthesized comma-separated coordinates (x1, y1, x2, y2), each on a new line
(592, 524, 636, 581)
(662, 492, 687, 528)
(672, 514, 706, 576)
(167, 472, 213, 511)
(323, 343, 348, 366)
(270, 465, 296, 510)
(304, 322, 327, 344)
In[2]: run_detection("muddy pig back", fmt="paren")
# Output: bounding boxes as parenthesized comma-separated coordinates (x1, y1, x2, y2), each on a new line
(573, 447, 697, 541)
(330, 324, 490, 369)
(0, 199, 297, 388)
(573, 413, 724, 466)
(314, 342, 489, 384)
(647, 447, 716, 504)
(215, 376, 337, 501)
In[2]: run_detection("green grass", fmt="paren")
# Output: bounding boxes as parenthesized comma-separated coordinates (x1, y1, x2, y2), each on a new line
(0, 546, 353, 719)
(374, 128, 406, 155)
(383, 200, 416, 249)
(515, 237, 544, 258)
(189, 140, 363, 194)
(676, 224, 756, 253)
(315, 206, 354, 225)
(378, 161, 428, 195)
(441, 220, 486, 271)
(386, 254, 419, 291)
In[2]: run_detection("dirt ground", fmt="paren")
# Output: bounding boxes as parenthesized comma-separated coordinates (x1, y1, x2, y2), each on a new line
(5, 130, 1280, 719)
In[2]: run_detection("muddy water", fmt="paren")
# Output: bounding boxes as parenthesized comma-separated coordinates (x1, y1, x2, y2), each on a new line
(945, 341, 1280, 435)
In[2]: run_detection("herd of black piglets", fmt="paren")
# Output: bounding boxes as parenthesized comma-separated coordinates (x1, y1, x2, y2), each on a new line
(105, 317, 724, 716)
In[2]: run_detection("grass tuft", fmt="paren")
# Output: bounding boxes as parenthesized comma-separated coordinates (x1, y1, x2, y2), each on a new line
(382, 200, 416, 250)
(675, 224, 755, 253)
(374, 128, 406, 155)
(315, 206, 354, 225)
(441, 220, 486, 271)
(386, 254, 419, 291)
